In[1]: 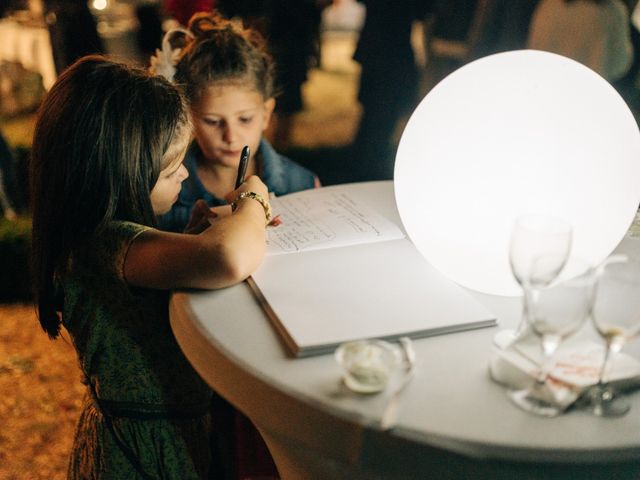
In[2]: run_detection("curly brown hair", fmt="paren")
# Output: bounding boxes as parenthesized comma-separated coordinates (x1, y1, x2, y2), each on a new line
(173, 11, 276, 105)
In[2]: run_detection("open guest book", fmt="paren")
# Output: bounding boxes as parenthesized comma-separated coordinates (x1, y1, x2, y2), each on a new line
(248, 182, 497, 357)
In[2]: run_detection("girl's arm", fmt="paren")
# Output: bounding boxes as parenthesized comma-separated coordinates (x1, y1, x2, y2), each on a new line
(124, 176, 269, 290)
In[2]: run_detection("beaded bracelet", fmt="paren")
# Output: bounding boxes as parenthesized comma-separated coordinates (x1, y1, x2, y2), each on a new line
(231, 191, 272, 224)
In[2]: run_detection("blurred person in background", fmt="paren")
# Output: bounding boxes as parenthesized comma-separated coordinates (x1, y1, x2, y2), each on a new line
(616, 0, 640, 110)
(135, 0, 165, 60)
(217, 0, 331, 150)
(528, 0, 638, 117)
(163, 0, 215, 26)
(0, 132, 18, 220)
(467, 0, 540, 59)
(528, 0, 633, 83)
(351, 0, 435, 181)
(43, 0, 104, 74)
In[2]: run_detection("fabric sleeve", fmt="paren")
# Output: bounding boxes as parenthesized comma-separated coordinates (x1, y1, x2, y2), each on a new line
(93, 221, 152, 283)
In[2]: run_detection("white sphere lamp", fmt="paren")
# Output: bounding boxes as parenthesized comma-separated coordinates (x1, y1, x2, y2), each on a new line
(394, 50, 640, 296)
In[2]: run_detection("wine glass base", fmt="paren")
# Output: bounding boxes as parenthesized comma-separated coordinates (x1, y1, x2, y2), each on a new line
(587, 386, 630, 418)
(508, 387, 563, 418)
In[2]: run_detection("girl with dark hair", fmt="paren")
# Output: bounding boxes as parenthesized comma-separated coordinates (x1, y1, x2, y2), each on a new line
(151, 11, 319, 234)
(30, 55, 271, 479)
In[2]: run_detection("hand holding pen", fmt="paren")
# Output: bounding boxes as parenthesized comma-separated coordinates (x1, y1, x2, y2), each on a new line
(231, 145, 280, 226)
(185, 146, 276, 232)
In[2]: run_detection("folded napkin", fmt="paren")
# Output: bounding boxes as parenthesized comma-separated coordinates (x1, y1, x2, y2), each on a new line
(490, 332, 640, 410)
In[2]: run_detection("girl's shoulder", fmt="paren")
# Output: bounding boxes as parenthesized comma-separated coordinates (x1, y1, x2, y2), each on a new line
(82, 221, 152, 281)
(100, 221, 152, 253)
(259, 139, 319, 195)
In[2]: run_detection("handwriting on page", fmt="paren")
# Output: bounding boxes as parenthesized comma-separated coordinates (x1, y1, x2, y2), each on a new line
(266, 191, 404, 255)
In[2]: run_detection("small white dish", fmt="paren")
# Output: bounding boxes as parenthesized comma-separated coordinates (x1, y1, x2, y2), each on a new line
(335, 339, 402, 393)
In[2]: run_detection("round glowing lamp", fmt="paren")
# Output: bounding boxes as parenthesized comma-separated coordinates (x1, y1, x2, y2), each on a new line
(394, 50, 640, 296)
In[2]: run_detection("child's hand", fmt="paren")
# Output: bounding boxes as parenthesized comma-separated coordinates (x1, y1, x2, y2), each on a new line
(225, 175, 272, 225)
(210, 205, 232, 218)
(225, 175, 269, 202)
(184, 200, 218, 234)
(267, 214, 281, 227)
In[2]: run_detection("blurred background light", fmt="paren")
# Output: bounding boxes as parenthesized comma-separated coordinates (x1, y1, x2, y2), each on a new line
(92, 0, 108, 12)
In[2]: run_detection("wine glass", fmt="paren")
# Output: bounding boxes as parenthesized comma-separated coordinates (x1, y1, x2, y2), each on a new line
(587, 255, 640, 417)
(494, 214, 573, 349)
(508, 257, 595, 417)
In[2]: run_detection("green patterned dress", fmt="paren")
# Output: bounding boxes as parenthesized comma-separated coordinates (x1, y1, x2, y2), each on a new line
(62, 221, 213, 479)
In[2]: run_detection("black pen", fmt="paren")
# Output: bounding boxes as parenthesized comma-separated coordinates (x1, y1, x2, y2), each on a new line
(234, 145, 250, 189)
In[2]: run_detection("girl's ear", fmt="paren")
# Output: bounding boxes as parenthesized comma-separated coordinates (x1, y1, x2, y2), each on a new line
(262, 97, 276, 131)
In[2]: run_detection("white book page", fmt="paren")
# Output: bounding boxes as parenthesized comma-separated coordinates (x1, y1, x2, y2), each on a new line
(266, 188, 404, 255)
(252, 238, 497, 356)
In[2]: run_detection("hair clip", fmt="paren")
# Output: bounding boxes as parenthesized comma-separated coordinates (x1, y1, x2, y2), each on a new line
(149, 27, 194, 81)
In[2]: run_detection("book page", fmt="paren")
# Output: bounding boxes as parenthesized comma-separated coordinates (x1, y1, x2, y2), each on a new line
(251, 238, 497, 356)
(266, 188, 404, 255)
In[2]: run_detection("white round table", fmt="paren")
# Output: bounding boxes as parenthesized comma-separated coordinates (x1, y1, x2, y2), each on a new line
(170, 181, 640, 479)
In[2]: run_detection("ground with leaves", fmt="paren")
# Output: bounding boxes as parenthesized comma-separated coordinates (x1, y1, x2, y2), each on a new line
(0, 304, 84, 479)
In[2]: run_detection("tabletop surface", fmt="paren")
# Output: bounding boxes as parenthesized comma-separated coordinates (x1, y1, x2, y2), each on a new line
(170, 181, 640, 473)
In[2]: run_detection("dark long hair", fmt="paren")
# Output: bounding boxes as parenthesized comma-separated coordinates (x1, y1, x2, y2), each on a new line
(30, 55, 190, 338)
(173, 12, 276, 104)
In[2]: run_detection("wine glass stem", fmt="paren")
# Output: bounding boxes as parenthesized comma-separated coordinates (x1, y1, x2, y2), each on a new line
(537, 348, 553, 385)
(595, 343, 612, 392)
(514, 286, 539, 339)
(536, 334, 560, 386)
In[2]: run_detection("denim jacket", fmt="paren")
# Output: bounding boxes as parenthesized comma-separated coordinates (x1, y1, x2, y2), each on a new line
(158, 138, 318, 232)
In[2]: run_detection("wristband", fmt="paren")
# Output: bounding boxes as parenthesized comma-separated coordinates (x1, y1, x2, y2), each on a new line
(231, 191, 272, 224)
